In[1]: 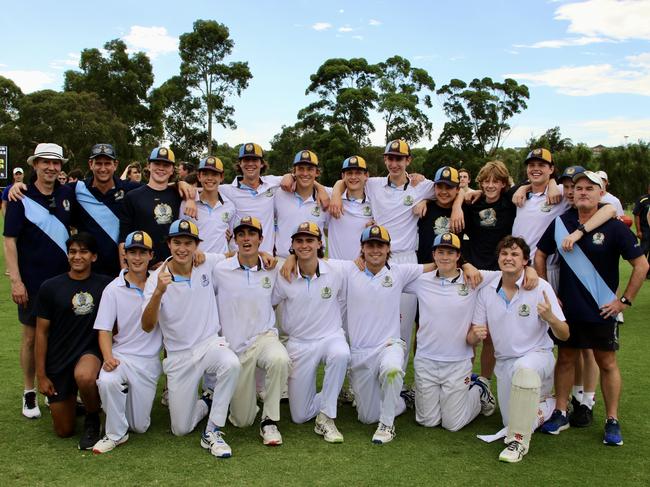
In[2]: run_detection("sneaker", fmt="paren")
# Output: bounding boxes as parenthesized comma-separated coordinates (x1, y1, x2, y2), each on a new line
(78, 415, 102, 450)
(372, 422, 395, 444)
(22, 390, 41, 419)
(201, 389, 213, 410)
(260, 419, 283, 446)
(499, 441, 528, 463)
(314, 413, 344, 443)
(400, 388, 415, 410)
(161, 387, 169, 407)
(540, 409, 570, 435)
(569, 404, 593, 428)
(471, 376, 496, 417)
(603, 417, 623, 446)
(570, 395, 581, 414)
(201, 429, 232, 458)
(338, 387, 355, 405)
(92, 434, 129, 454)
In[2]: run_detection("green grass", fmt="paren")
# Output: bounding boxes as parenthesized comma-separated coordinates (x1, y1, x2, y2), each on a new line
(1, 224, 648, 486)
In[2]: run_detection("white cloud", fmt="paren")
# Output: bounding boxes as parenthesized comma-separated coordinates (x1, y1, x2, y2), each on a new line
(578, 117, 650, 145)
(49, 52, 80, 70)
(369, 19, 382, 26)
(0, 70, 56, 93)
(312, 22, 332, 31)
(515, 36, 612, 49)
(338, 25, 354, 33)
(626, 52, 650, 68)
(352, 35, 364, 41)
(557, 0, 650, 41)
(122, 26, 178, 59)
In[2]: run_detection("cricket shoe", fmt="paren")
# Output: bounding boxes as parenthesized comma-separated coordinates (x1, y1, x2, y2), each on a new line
(161, 387, 169, 407)
(400, 388, 415, 410)
(372, 423, 395, 444)
(260, 419, 283, 446)
(540, 409, 570, 435)
(314, 413, 344, 443)
(79, 414, 102, 450)
(471, 376, 496, 416)
(201, 429, 232, 458)
(338, 387, 355, 405)
(499, 441, 528, 463)
(569, 404, 593, 428)
(22, 390, 41, 419)
(92, 434, 129, 454)
(603, 418, 623, 446)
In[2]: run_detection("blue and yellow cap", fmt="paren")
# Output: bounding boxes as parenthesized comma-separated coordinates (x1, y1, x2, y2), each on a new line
(198, 156, 224, 173)
(434, 166, 460, 187)
(89, 143, 117, 160)
(167, 219, 201, 241)
(384, 139, 410, 157)
(559, 165, 585, 181)
(124, 230, 153, 250)
(293, 150, 319, 166)
(342, 155, 368, 172)
(433, 232, 461, 251)
(291, 221, 322, 240)
(233, 216, 263, 236)
(361, 225, 391, 244)
(525, 148, 553, 165)
(149, 146, 176, 164)
(238, 142, 264, 160)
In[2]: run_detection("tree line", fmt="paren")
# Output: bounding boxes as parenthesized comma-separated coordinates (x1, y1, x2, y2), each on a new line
(0, 19, 647, 205)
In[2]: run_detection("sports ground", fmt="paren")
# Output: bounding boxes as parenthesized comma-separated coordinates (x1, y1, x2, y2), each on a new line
(1, 225, 648, 486)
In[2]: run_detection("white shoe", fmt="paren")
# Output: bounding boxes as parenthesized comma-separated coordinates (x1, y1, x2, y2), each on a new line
(22, 390, 41, 419)
(474, 376, 497, 417)
(161, 387, 169, 407)
(201, 429, 232, 458)
(314, 413, 344, 443)
(92, 434, 129, 454)
(260, 421, 283, 446)
(499, 441, 528, 463)
(372, 422, 395, 444)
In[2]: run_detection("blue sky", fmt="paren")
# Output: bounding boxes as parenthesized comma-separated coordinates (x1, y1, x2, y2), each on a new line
(2, 0, 649, 149)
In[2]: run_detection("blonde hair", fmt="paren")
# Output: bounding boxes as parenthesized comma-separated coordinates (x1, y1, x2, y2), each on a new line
(476, 160, 513, 190)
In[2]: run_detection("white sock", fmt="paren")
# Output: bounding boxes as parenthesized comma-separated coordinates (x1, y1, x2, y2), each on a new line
(571, 385, 583, 402)
(23, 389, 36, 394)
(581, 392, 596, 409)
(205, 421, 219, 433)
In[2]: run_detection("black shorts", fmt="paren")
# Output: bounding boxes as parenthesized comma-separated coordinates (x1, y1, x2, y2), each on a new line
(554, 320, 619, 351)
(46, 350, 102, 403)
(17, 298, 37, 327)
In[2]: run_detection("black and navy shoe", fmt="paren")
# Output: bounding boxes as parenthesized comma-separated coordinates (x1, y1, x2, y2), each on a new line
(603, 417, 623, 446)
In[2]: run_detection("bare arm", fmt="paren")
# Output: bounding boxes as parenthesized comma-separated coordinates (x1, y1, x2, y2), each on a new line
(98, 330, 120, 371)
(450, 191, 465, 234)
(563, 204, 617, 251)
(35, 317, 56, 396)
(534, 249, 549, 280)
(329, 180, 347, 218)
(635, 215, 642, 239)
(600, 255, 649, 319)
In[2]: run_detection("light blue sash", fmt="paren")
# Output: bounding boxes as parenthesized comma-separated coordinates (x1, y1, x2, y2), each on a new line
(22, 196, 68, 254)
(75, 181, 119, 243)
(554, 217, 616, 307)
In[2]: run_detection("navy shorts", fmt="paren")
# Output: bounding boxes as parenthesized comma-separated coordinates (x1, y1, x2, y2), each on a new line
(17, 298, 37, 327)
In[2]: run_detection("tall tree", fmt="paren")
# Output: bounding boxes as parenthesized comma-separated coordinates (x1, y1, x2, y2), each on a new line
(527, 126, 573, 153)
(437, 77, 529, 157)
(301, 58, 380, 145)
(64, 39, 159, 145)
(376, 56, 435, 144)
(0, 76, 25, 167)
(178, 19, 252, 154)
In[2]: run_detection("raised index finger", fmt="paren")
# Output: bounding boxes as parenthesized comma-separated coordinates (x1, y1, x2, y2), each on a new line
(542, 290, 551, 304)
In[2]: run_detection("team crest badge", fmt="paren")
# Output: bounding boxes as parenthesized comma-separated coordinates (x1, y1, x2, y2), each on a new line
(261, 277, 272, 289)
(566, 167, 576, 175)
(201, 274, 209, 287)
(478, 208, 497, 227)
(245, 143, 253, 152)
(363, 206, 372, 217)
(403, 195, 414, 206)
(154, 203, 173, 224)
(114, 189, 124, 201)
(134, 233, 143, 242)
(381, 275, 393, 287)
(62, 199, 70, 212)
(159, 148, 168, 157)
(311, 206, 321, 217)
(321, 287, 332, 299)
(442, 169, 450, 178)
(180, 220, 190, 230)
(592, 232, 605, 245)
(434, 216, 450, 235)
(391, 141, 399, 150)
(518, 304, 531, 317)
(221, 212, 230, 222)
(72, 292, 94, 316)
(264, 189, 274, 197)
(350, 157, 357, 164)
(540, 203, 552, 213)
(457, 284, 469, 296)
(302, 151, 310, 160)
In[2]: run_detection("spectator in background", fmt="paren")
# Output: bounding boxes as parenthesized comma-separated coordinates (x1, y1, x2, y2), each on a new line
(57, 171, 68, 185)
(633, 183, 650, 277)
(178, 162, 195, 182)
(120, 163, 143, 184)
(595, 171, 625, 217)
(67, 169, 83, 183)
(458, 168, 472, 196)
(2, 167, 24, 216)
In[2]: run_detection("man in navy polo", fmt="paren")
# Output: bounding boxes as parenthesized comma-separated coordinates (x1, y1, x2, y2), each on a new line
(4, 143, 74, 419)
(535, 171, 648, 446)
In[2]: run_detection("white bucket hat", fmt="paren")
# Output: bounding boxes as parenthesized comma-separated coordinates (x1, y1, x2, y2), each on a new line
(26, 143, 68, 166)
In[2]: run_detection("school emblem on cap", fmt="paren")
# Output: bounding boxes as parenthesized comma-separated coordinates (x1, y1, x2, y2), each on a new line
(72, 292, 94, 316)
(381, 275, 393, 287)
(180, 220, 190, 230)
(302, 151, 310, 159)
(567, 167, 575, 175)
(221, 212, 230, 223)
(479, 208, 497, 227)
(350, 157, 357, 164)
(518, 304, 531, 317)
(533, 149, 542, 156)
(391, 141, 399, 150)
(154, 203, 173, 224)
(133, 233, 143, 242)
(371, 226, 380, 235)
(299, 222, 310, 231)
(592, 232, 605, 245)
(321, 287, 332, 299)
(245, 143, 253, 152)
(443, 234, 451, 241)
(403, 195, 414, 206)
(442, 169, 450, 178)
(62, 199, 70, 212)
(363, 206, 372, 217)
(159, 148, 168, 157)
(261, 276, 272, 289)
(201, 274, 209, 287)
(311, 206, 321, 217)
(457, 284, 469, 296)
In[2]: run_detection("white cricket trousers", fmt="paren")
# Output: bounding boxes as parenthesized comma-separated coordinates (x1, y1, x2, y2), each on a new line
(413, 356, 480, 430)
(229, 331, 290, 427)
(495, 350, 555, 427)
(97, 353, 163, 441)
(286, 330, 350, 423)
(388, 251, 418, 371)
(164, 334, 241, 436)
(350, 341, 406, 426)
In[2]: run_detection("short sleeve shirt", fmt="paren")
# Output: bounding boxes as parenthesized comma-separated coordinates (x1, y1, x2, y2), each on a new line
(325, 191, 373, 260)
(180, 191, 236, 254)
(633, 194, 650, 235)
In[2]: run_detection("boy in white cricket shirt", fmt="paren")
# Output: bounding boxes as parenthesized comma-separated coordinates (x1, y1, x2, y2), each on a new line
(141, 219, 241, 459)
(212, 216, 289, 446)
(470, 236, 569, 463)
(272, 222, 350, 443)
(180, 156, 235, 254)
(92, 231, 163, 454)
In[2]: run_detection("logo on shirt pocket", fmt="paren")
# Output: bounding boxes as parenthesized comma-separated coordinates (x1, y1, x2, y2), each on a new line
(540, 203, 552, 213)
(321, 287, 332, 299)
(381, 275, 393, 287)
(457, 284, 469, 296)
(62, 199, 70, 212)
(201, 274, 209, 287)
(518, 304, 531, 317)
(592, 232, 605, 245)
(311, 206, 321, 217)
(114, 189, 125, 202)
(264, 189, 274, 197)
(221, 212, 230, 222)
(403, 195, 414, 206)
(154, 203, 173, 224)
(72, 292, 94, 315)
(363, 206, 372, 217)
(261, 276, 272, 289)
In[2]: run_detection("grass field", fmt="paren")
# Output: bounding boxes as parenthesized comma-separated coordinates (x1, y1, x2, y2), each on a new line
(1, 225, 648, 486)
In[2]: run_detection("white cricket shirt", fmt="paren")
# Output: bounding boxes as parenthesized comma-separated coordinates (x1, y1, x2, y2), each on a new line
(328, 190, 373, 260)
(601, 192, 625, 217)
(180, 190, 236, 254)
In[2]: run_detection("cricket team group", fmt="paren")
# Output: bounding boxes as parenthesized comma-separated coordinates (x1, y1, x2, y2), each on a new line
(4, 139, 648, 463)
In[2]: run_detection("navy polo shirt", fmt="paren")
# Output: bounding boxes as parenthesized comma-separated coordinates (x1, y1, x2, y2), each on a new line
(3, 183, 74, 296)
(537, 209, 643, 324)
